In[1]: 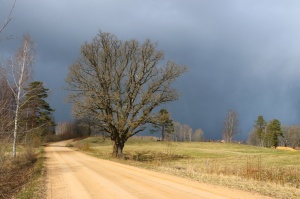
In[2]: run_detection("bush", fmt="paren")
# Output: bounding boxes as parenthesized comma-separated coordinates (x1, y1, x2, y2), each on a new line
(24, 147, 37, 164)
(43, 134, 62, 143)
(23, 132, 41, 148)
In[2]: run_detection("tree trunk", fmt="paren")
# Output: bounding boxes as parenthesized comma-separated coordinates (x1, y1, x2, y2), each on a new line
(112, 140, 124, 158)
(161, 125, 165, 141)
(12, 65, 24, 158)
(12, 103, 19, 158)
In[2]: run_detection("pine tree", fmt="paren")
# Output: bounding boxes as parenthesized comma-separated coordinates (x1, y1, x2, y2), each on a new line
(22, 81, 55, 139)
(267, 119, 282, 148)
(151, 109, 174, 141)
(254, 115, 267, 146)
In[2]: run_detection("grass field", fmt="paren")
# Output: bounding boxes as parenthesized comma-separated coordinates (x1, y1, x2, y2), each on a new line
(70, 136, 300, 199)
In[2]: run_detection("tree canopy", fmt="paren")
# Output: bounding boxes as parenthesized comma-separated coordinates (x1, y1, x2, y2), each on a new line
(267, 119, 282, 148)
(22, 81, 55, 138)
(150, 109, 174, 141)
(255, 115, 267, 146)
(65, 32, 187, 157)
(222, 110, 239, 143)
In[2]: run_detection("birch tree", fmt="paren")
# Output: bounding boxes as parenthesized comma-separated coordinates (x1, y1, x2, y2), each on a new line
(172, 122, 194, 142)
(183, 124, 193, 142)
(6, 34, 34, 157)
(192, 128, 203, 141)
(65, 32, 187, 157)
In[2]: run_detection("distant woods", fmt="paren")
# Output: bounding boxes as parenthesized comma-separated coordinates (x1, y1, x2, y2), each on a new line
(247, 115, 300, 149)
(150, 109, 204, 142)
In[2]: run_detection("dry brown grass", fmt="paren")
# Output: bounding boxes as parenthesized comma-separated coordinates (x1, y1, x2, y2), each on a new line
(74, 141, 90, 151)
(0, 157, 34, 198)
(0, 144, 39, 199)
(276, 147, 296, 152)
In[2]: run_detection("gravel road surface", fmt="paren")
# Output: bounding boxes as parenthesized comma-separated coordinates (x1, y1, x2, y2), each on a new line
(45, 141, 273, 199)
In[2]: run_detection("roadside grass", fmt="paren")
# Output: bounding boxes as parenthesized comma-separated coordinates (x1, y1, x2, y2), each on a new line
(14, 147, 46, 199)
(70, 137, 300, 199)
(0, 144, 46, 199)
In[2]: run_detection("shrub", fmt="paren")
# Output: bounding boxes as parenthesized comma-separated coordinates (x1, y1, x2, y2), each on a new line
(43, 134, 62, 143)
(24, 147, 37, 163)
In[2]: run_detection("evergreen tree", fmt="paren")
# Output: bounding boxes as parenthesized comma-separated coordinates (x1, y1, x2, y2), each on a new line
(254, 115, 267, 146)
(22, 81, 55, 139)
(151, 109, 174, 141)
(267, 119, 282, 148)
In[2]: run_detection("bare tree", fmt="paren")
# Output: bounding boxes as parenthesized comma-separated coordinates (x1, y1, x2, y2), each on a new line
(183, 124, 193, 142)
(173, 121, 182, 142)
(222, 110, 239, 143)
(281, 125, 300, 148)
(6, 34, 34, 157)
(280, 125, 289, 147)
(65, 32, 187, 157)
(192, 128, 203, 142)
(172, 122, 195, 142)
(0, 0, 17, 138)
(0, 0, 16, 40)
(0, 70, 14, 139)
(247, 128, 260, 146)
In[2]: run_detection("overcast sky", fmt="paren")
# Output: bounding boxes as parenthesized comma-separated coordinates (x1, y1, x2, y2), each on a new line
(1, 0, 300, 140)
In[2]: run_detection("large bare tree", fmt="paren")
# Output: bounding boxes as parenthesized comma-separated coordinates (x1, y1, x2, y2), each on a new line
(6, 34, 35, 157)
(222, 110, 239, 143)
(65, 32, 187, 157)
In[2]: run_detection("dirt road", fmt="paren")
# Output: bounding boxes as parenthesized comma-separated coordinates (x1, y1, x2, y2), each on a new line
(45, 141, 272, 199)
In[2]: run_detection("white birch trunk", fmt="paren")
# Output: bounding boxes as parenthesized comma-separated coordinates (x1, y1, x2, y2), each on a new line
(9, 35, 34, 158)
(12, 43, 27, 157)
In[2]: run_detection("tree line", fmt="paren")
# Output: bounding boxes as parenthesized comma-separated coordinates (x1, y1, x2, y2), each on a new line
(150, 108, 203, 142)
(222, 110, 300, 149)
(247, 115, 300, 149)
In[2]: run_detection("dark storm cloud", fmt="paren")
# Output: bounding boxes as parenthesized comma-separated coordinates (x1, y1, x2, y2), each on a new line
(1, 0, 300, 139)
